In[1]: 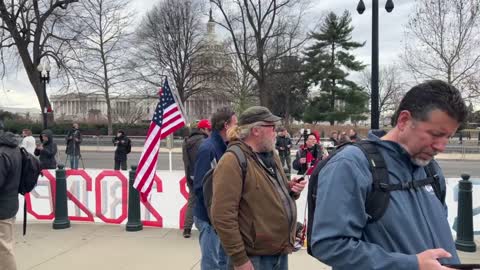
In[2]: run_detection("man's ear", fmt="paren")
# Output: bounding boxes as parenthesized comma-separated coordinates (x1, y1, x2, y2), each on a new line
(251, 126, 260, 136)
(396, 110, 412, 131)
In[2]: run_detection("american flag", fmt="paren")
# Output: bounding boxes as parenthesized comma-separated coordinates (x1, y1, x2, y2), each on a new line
(134, 79, 186, 200)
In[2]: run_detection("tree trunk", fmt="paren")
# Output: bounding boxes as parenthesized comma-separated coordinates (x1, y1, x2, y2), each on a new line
(105, 89, 113, 135)
(258, 78, 268, 106)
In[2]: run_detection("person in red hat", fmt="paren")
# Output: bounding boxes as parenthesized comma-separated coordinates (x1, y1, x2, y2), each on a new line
(181, 119, 211, 238)
(197, 119, 212, 131)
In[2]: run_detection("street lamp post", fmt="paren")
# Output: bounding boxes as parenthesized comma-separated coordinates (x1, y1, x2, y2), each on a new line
(37, 62, 51, 130)
(357, 0, 394, 129)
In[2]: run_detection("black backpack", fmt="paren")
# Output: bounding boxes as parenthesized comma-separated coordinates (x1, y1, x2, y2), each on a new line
(126, 139, 132, 154)
(19, 147, 41, 236)
(19, 147, 41, 195)
(306, 140, 445, 255)
(203, 144, 247, 222)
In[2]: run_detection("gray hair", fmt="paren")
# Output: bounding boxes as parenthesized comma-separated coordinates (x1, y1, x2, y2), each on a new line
(227, 121, 270, 141)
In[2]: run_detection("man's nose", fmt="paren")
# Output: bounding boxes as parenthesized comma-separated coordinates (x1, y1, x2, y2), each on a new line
(432, 138, 448, 153)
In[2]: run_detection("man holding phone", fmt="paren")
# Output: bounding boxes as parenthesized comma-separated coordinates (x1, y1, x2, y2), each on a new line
(210, 106, 306, 270)
(310, 81, 468, 270)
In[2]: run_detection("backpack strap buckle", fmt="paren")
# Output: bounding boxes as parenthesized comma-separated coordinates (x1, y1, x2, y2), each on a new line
(401, 181, 411, 189)
(378, 183, 391, 191)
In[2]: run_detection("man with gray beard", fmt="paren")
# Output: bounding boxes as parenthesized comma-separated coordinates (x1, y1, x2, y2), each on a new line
(211, 106, 307, 270)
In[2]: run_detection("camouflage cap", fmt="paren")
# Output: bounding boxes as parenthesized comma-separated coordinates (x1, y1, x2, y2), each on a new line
(238, 106, 281, 126)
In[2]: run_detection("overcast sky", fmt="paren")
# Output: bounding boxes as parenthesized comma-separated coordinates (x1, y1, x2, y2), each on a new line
(0, 0, 416, 109)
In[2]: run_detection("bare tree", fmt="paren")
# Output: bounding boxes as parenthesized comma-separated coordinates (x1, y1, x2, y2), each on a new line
(210, 0, 308, 106)
(219, 49, 257, 113)
(67, 0, 133, 135)
(0, 0, 79, 121)
(114, 104, 145, 125)
(403, 0, 480, 99)
(132, 0, 206, 102)
(360, 64, 405, 119)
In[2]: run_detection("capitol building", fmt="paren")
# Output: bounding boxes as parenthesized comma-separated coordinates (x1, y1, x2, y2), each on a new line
(51, 11, 234, 124)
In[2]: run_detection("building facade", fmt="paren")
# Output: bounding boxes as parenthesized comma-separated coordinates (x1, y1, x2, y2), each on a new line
(51, 11, 235, 124)
(183, 10, 235, 122)
(51, 93, 158, 123)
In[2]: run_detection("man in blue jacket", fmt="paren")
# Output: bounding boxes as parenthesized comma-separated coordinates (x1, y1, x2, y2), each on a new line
(193, 108, 237, 270)
(311, 80, 468, 270)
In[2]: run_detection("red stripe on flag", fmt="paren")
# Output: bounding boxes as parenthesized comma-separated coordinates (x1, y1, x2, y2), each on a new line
(139, 152, 159, 201)
(161, 122, 186, 140)
(161, 113, 182, 129)
(135, 124, 161, 192)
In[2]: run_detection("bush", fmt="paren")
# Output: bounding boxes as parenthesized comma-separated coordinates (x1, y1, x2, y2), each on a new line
(3, 117, 191, 137)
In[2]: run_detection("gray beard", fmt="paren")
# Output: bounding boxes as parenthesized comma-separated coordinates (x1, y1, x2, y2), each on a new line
(411, 157, 431, 167)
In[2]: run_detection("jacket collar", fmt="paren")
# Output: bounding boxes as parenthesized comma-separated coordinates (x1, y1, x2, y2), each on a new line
(211, 130, 227, 152)
(367, 130, 420, 169)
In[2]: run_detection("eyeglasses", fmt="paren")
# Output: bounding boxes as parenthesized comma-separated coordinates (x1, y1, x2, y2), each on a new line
(259, 124, 276, 131)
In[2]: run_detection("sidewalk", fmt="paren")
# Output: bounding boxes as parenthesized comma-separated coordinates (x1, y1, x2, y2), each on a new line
(59, 145, 480, 160)
(14, 223, 480, 270)
(14, 223, 327, 270)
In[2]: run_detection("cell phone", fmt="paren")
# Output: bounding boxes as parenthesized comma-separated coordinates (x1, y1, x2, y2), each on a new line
(294, 177, 305, 183)
(441, 264, 480, 269)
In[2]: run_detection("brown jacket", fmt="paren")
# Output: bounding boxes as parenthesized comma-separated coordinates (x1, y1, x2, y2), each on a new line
(211, 140, 298, 267)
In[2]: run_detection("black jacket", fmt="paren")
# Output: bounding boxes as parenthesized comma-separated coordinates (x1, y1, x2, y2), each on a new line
(292, 144, 322, 175)
(0, 130, 22, 219)
(34, 129, 57, 170)
(113, 135, 131, 161)
(182, 130, 208, 187)
(275, 135, 292, 154)
(65, 128, 82, 156)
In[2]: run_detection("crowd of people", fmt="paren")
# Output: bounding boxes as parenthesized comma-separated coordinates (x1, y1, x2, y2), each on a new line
(0, 79, 470, 270)
(179, 80, 467, 270)
(14, 124, 132, 171)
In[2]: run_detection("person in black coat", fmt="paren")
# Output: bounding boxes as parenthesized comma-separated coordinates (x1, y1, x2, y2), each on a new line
(34, 129, 57, 170)
(112, 130, 131, 170)
(181, 119, 211, 238)
(293, 133, 326, 175)
(65, 123, 82, 169)
(0, 121, 23, 269)
(275, 127, 292, 173)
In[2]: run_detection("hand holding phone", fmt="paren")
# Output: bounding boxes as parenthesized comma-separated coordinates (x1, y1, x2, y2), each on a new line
(295, 176, 305, 183)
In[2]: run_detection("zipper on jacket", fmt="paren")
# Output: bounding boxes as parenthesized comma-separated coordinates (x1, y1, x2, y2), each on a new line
(254, 153, 296, 248)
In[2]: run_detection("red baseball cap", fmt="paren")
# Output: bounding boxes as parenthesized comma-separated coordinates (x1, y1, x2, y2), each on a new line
(197, 119, 211, 130)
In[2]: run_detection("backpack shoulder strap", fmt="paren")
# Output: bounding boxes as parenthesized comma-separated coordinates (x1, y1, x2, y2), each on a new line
(226, 145, 248, 189)
(354, 140, 391, 223)
(424, 161, 445, 205)
(227, 145, 247, 178)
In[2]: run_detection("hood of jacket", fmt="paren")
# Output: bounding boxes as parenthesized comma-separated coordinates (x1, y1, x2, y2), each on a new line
(0, 130, 19, 147)
(366, 130, 419, 168)
(40, 129, 54, 145)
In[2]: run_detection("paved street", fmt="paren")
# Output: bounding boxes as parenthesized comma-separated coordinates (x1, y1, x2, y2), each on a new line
(58, 150, 480, 178)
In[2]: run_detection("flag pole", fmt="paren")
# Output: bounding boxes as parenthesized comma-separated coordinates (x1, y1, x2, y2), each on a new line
(166, 77, 189, 124)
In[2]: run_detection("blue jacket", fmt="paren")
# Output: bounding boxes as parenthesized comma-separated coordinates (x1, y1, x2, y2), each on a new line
(311, 131, 459, 270)
(193, 131, 227, 222)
